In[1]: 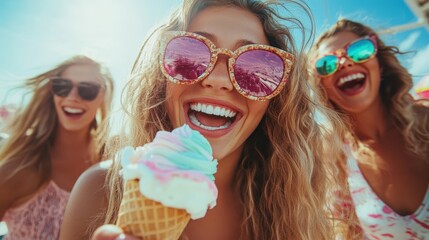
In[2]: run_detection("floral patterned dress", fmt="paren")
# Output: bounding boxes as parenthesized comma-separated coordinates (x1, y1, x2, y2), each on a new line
(3, 181, 70, 240)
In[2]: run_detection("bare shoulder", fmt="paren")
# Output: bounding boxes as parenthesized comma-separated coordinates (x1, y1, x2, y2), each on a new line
(60, 160, 112, 240)
(0, 162, 42, 219)
(74, 160, 112, 194)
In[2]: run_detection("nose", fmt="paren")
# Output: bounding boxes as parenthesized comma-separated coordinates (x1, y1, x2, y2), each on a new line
(338, 56, 354, 70)
(65, 86, 80, 101)
(201, 54, 234, 93)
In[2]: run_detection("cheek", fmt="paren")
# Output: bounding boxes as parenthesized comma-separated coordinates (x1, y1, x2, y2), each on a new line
(249, 100, 269, 119)
(321, 77, 336, 95)
(165, 83, 181, 127)
(165, 82, 186, 98)
(53, 96, 62, 111)
(94, 93, 105, 107)
(53, 95, 60, 104)
(320, 80, 342, 106)
(165, 83, 175, 111)
(165, 82, 174, 100)
(92, 99, 103, 111)
(366, 60, 381, 79)
(87, 96, 104, 116)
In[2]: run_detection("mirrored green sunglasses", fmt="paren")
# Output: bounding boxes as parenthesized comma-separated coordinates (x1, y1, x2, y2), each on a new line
(314, 35, 378, 77)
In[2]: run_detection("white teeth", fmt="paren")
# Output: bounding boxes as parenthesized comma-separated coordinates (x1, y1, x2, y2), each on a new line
(213, 106, 220, 115)
(63, 107, 84, 114)
(189, 112, 232, 131)
(190, 103, 237, 118)
(206, 105, 214, 114)
(338, 73, 365, 86)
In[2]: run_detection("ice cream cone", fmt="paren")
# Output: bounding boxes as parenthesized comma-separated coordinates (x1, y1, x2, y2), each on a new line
(116, 125, 218, 239)
(117, 180, 191, 240)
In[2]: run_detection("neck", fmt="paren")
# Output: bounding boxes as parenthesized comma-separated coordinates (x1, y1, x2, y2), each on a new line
(51, 125, 95, 162)
(349, 97, 392, 143)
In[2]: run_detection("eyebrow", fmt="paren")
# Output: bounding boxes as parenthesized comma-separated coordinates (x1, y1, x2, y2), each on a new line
(57, 77, 103, 85)
(193, 31, 257, 49)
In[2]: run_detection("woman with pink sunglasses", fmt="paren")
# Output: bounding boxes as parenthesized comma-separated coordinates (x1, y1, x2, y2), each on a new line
(0, 55, 114, 240)
(310, 19, 429, 239)
(60, 1, 350, 240)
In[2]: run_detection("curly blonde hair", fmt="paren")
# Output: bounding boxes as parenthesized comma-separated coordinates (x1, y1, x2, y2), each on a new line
(310, 19, 429, 163)
(309, 19, 429, 239)
(102, 1, 349, 239)
(0, 55, 114, 182)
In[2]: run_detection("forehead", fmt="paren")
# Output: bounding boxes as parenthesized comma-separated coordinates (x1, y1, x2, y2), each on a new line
(187, 6, 269, 47)
(317, 31, 361, 55)
(60, 64, 102, 83)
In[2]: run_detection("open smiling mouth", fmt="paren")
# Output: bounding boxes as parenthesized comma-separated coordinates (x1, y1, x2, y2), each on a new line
(188, 103, 238, 131)
(63, 107, 86, 117)
(336, 73, 366, 94)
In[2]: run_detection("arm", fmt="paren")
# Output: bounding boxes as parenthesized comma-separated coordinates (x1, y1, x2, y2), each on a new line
(59, 162, 110, 240)
(0, 164, 41, 220)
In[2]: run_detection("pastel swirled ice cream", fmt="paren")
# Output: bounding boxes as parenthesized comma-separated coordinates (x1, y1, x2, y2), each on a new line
(119, 124, 218, 219)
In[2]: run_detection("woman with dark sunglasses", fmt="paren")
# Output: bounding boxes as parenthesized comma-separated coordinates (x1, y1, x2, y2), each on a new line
(0, 55, 114, 240)
(310, 19, 429, 239)
(60, 1, 350, 240)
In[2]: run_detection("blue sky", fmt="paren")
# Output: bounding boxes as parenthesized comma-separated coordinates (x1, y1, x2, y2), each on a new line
(1, 0, 428, 109)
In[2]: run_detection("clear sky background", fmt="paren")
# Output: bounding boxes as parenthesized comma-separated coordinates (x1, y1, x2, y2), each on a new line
(1, 0, 428, 116)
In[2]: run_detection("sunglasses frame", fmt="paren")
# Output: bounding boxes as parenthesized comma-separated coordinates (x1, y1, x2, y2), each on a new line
(314, 35, 378, 77)
(160, 31, 295, 101)
(49, 77, 102, 101)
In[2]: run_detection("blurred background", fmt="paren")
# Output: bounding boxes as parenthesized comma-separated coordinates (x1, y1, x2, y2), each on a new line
(0, 0, 428, 134)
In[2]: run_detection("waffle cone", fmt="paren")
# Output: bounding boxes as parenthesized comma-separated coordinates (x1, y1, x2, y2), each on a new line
(117, 180, 191, 240)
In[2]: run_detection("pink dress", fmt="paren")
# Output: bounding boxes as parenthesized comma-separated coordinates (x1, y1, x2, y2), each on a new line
(347, 155, 429, 239)
(2, 181, 70, 240)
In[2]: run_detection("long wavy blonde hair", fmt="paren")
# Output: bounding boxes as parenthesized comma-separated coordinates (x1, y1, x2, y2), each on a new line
(0, 55, 114, 183)
(309, 19, 429, 239)
(102, 1, 349, 239)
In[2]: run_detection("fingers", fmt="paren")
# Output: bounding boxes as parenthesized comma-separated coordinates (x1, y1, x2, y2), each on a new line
(92, 225, 140, 240)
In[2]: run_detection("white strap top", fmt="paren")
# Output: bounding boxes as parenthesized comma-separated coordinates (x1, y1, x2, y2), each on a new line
(347, 155, 429, 239)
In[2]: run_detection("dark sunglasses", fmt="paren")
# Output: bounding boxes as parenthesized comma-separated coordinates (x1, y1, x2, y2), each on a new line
(314, 35, 378, 77)
(50, 77, 101, 101)
(160, 31, 295, 101)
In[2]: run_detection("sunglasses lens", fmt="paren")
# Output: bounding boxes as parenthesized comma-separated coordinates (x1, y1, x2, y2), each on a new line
(78, 83, 100, 101)
(51, 78, 72, 97)
(348, 39, 376, 63)
(163, 36, 211, 82)
(315, 55, 338, 76)
(234, 50, 285, 97)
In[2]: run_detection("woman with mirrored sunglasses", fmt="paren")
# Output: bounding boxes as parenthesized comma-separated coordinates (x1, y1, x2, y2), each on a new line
(310, 19, 429, 239)
(0, 55, 114, 240)
(60, 1, 351, 240)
